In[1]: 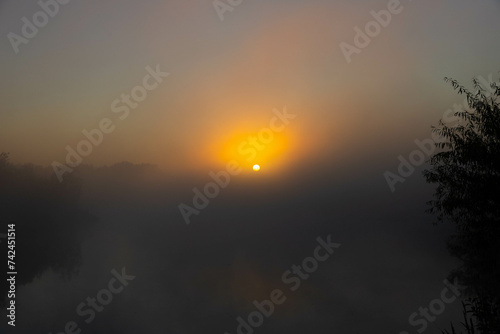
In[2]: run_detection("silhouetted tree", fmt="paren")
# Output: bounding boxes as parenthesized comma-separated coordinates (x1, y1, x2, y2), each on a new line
(441, 302, 476, 334)
(424, 76, 500, 333)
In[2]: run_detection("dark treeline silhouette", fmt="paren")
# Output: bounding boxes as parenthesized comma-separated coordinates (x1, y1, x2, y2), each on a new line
(0, 152, 97, 309)
(0, 156, 163, 310)
(424, 76, 500, 333)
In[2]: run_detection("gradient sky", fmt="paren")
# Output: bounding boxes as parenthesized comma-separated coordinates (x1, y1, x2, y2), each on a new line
(1, 0, 500, 173)
(1, 0, 500, 333)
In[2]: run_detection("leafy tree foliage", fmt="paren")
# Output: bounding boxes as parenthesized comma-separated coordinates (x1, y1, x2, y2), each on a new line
(425, 76, 500, 333)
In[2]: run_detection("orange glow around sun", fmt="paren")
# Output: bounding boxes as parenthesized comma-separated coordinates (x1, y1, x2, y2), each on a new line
(210, 127, 293, 173)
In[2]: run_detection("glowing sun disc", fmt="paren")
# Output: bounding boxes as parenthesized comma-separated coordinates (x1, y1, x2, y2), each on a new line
(253, 164, 261, 171)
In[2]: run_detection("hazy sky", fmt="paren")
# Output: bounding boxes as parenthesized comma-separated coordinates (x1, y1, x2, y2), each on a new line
(2, 0, 500, 174)
(1, 1, 499, 333)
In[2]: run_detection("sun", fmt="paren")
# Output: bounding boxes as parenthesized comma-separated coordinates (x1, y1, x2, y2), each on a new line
(253, 164, 261, 172)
